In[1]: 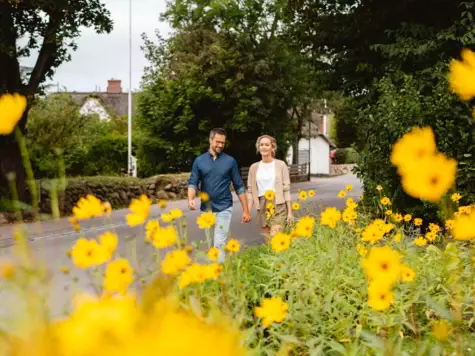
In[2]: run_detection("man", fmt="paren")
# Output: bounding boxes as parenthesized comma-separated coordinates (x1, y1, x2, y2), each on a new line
(188, 128, 251, 262)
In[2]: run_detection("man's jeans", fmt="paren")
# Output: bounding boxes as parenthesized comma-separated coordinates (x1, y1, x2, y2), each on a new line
(214, 207, 233, 263)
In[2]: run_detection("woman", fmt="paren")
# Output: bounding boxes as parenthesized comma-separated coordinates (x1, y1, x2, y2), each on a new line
(246, 135, 292, 241)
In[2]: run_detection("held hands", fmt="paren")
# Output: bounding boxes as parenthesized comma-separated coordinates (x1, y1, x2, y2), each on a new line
(241, 211, 252, 223)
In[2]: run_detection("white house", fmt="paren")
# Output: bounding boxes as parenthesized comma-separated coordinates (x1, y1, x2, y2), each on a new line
(53, 79, 133, 121)
(286, 111, 336, 176)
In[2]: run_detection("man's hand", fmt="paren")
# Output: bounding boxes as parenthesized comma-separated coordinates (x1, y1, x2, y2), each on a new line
(188, 199, 196, 210)
(241, 211, 251, 223)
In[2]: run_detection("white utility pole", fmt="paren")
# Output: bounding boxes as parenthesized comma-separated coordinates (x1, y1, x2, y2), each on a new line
(127, 0, 133, 176)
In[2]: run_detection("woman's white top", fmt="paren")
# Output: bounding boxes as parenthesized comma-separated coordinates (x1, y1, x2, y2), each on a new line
(256, 160, 276, 197)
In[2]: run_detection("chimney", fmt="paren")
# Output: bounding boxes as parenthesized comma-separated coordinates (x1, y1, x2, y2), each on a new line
(107, 79, 122, 93)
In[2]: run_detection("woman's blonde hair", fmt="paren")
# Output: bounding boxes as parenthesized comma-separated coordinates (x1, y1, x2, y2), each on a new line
(256, 135, 277, 157)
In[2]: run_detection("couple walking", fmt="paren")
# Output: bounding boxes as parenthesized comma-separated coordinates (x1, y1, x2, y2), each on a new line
(188, 128, 292, 262)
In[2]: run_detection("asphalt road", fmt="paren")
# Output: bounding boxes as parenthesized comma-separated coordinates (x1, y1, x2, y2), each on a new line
(0, 174, 362, 320)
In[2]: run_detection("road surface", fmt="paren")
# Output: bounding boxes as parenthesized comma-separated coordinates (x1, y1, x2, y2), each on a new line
(0, 174, 362, 319)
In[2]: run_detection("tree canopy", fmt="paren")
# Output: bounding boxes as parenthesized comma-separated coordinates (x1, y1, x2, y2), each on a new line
(136, 0, 320, 175)
(0, 0, 113, 197)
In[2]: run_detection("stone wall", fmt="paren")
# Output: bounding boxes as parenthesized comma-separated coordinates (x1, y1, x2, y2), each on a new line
(0, 174, 191, 224)
(330, 164, 356, 175)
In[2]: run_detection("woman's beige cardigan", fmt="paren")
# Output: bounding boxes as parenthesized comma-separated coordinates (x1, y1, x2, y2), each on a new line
(246, 159, 291, 210)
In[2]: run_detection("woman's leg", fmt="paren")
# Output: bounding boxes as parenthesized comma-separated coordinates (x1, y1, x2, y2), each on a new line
(262, 226, 271, 243)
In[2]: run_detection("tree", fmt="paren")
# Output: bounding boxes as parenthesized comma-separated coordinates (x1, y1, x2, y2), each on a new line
(0, 0, 112, 198)
(286, 0, 475, 95)
(136, 0, 320, 176)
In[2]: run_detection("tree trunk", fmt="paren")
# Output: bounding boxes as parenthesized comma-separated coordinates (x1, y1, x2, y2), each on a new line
(0, 133, 27, 202)
(292, 140, 299, 164)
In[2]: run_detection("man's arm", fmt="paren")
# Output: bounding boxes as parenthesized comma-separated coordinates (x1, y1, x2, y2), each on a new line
(188, 159, 200, 210)
(230, 159, 251, 221)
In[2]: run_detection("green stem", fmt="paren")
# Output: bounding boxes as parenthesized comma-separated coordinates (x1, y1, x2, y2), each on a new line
(14, 127, 39, 221)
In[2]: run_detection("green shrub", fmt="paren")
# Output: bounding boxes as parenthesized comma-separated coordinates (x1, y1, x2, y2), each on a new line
(353, 66, 475, 223)
(333, 148, 359, 164)
(26, 94, 132, 178)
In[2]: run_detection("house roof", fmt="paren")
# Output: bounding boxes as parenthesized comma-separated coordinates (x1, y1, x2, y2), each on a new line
(50, 91, 138, 118)
(318, 134, 337, 148)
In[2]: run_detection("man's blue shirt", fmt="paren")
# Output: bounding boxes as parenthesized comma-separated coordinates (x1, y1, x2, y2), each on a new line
(188, 151, 245, 212)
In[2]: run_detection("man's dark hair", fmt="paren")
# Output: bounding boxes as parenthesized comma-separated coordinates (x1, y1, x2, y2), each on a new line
(210, 128, 226, 138)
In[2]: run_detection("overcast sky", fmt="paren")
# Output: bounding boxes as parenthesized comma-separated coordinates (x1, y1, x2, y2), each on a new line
(20, 0, 171, 93)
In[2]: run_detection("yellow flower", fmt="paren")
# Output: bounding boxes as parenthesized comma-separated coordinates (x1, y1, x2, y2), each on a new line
(392, 213, 403, 223)
(199, 192, 209, 202)
(264, 190, 275, 201)
(345, 184, 353, 192)
(429, 223, 441, 233)
(72, 195, 105, 220)
(151, 225, 177, 249)
(197, 211, 217, 229)
(271, 232, 291, 253)
(266, 202, 275, 211)
(425, 231, 437, 242)
(103, 258, 134, 295)
(400, 265, 416, 283)
(169, 208, 183, 220)
(126, 195, 152, 226)
(380, 197, 391, 206)
(71, 238, 108, 269)
(320, 208, 341, 229)
(403, 214, 412, 222)
(162, 250, 191, 275)
(161, 212, 173, 223)
(414, 236, 427, 246)
(400, 153, 457, 203)
(376, 185, 383, 191)
(298, 190, 308, 201)
(55, 295, 138, 356)
(390, 126, 437, 174)
(393, 232, 402, 242)
(296, 215, 316, 237)
(342, 207, 357, 225)
(337, 190, 346, 198)
(346, 198, 358, 209)
(99, 231, 118, 257)
(207, 247, 220, 261)
(69, 217, 81, 232)
(367, 281, 394, 311)
(0, 260, 15, 279)
(307, 189, 315, 197)
(178, 263, 223, 289)
(255, 296, 288, 327)
(356, 243, 368, 257)
(452, 210, 475, 240)
(451, 193, 462, 202)
(145, 219, 160, 242)
(225, 239, 241, 254)
(103, 201, 112, 215)
(361, 246, 402, 286)
(449, 48, 475, 101)
(158, 199, 167, 208)
(385, 210, 393, 216)
(414, 218, 423, 226)
(445, 219, 455, 229)
(432, 320, 450, 342)
(60, 266, 69, 275)
(291, 202, 300, 211)
(0, 93, 27, 135)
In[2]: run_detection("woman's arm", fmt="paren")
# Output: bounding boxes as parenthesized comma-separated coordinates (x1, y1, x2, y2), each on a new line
(282, 162, 293, 224)
(246, 165, 254, 211)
